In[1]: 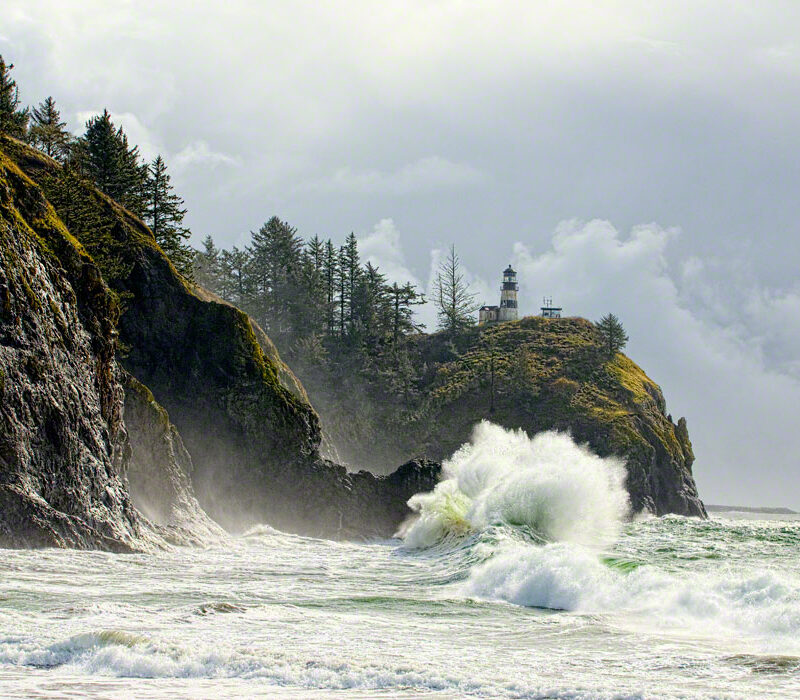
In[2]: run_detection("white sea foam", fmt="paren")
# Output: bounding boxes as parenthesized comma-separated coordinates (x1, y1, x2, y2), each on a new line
(402, 422, 630, 548)
(462, 541, 800, 648)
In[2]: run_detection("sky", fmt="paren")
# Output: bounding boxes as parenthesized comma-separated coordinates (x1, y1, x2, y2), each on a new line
(3, 1, 799, 508)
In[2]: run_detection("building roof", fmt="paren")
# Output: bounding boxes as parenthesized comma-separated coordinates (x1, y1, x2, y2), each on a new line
(504, 264, 516, 274)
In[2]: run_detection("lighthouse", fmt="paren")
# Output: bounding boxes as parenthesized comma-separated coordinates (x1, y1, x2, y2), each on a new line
(479, 265, 519, 324)
(499, 265, 519, 321)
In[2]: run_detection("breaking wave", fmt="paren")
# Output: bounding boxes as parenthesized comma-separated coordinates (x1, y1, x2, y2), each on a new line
(401, 421, 630, 548)
(399, 422, 800, 650)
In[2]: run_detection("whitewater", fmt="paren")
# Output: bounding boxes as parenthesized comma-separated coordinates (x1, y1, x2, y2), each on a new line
(1, 423, 799, 699)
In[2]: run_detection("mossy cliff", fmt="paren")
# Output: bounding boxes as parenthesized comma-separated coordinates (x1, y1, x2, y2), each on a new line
(0, 148, 145, 549)
(301, 316, 706, 518)
(0, 137, 439, 540)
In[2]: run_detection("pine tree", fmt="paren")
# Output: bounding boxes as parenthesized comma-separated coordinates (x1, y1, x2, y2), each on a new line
(0, 56, 29, 138)
(322, 239, 339, 336)
(434, 245, 479, 333)
(337, 245, 349, 337)
(40, 168, 132, 284)
(144, 155, 194, 278)
(389, 282, 425, 343)
(78, 110, 147, 215)
(351, 262, 389, 345)
(342, 232, 361, 311)
(596, 313, 629, 357)
(249, 216, 303, 339)
(29, 96, 71, 161)
(219, 246, 251, 307)
(194, 235, 222, 292)
(295, 236, 327, 337)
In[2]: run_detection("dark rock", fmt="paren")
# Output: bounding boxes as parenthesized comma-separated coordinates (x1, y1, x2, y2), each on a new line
(122, 372, 225, 545)
(0, 146, 144, 549)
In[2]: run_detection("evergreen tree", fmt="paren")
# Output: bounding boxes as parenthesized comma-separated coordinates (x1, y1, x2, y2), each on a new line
(389, 282, 425, 343)
(0, 56, 29, 138)
(78, 110, 147, 215)
(337, 245, 348, 336)
(40, 168, 132, 285)
(249, 216, 303, 339)
(322, 239, 339, 336)
(295, 236, 327, 337)
(144, 155, 194, 277)
(596, 313, 629, 357)
(219, 246, 251, 307)
(434, 245, 479, 333)
(351, 262, 389, 345)
(194, 235, 222, 292)
(342, 232, 361, 312)
(306, 235, 325, 274)
(29, 96, 71, 161)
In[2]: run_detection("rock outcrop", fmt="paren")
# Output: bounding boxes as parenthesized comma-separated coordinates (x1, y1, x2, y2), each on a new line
(122, 373, 224, 545)
(0, 149, 145, 549)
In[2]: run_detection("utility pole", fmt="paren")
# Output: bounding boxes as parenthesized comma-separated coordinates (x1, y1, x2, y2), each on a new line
(489, 338, 496, 414)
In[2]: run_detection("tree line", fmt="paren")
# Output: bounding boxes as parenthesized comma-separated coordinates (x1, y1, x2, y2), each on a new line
(0, 55, 193, 277)
(195, 222, 427, 354)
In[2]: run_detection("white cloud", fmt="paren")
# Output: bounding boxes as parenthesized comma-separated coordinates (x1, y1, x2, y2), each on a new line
(511, 219, 800, 508)
(173, 141, 239, 171)
(307, 157, 485, 195)
(358, 218, 421, 287)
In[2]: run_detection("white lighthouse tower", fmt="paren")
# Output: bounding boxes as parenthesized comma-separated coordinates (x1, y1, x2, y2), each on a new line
(498, 265, 518, 321)
(479, 265, 519, 324)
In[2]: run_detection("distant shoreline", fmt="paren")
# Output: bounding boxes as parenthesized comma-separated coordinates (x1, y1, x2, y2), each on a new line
(706, 504, 798, 515)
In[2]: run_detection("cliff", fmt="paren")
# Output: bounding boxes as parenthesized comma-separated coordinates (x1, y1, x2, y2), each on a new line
(0, 134, 702, 550)
(0, 136, 439, 544)
(293, 317, 706, 518)
(0, 148, 145, 549)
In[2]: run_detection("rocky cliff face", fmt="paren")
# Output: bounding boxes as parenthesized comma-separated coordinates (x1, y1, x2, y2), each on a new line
(0, 150, 145, 549)
(123, 373, 224, 545)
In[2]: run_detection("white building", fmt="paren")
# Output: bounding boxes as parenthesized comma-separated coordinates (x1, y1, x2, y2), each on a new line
(479, 265, 519, 324)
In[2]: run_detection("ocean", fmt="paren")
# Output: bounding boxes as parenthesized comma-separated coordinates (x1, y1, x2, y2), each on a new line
(1, 424, 798, 699)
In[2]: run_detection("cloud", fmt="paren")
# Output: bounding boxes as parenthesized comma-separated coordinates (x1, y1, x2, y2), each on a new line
(306, 157, 485, 195)
(511, 219, 800, 508)
(173, 141, 239, 171)
(358, 218, 421, 287)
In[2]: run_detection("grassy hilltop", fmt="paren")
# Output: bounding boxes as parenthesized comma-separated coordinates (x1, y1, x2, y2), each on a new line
(300, 315, 705, 517)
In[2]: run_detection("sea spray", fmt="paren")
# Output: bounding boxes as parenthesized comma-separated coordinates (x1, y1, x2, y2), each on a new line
(402, 421, 630, 548)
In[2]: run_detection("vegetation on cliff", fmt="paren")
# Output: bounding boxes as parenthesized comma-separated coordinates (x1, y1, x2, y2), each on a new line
(0, 134, 442, 541)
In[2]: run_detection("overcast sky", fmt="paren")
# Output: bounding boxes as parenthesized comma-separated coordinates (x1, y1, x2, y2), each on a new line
(3, 1, 799, 508)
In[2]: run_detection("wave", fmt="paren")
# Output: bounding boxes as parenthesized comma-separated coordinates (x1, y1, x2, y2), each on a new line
(401, 421, 629, 548)
(462, 539, 800, 647)
(0, 628, 639, 698)
(397, 422, 800, 651)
